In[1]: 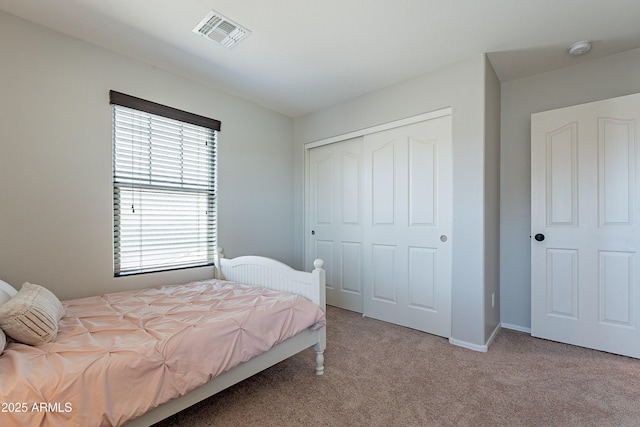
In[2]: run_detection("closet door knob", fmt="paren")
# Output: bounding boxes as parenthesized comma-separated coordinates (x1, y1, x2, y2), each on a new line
(534, 233, 545, 242)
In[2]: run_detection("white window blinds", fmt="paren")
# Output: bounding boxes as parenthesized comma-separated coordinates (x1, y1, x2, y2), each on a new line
(110, 91, 220, 276)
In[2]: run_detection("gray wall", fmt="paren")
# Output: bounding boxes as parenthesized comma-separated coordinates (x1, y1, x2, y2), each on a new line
(294, 55, 499, 348)
(484, 59, 501, 342)
(0, 11, 295, 299)
(5, 7, 638, 340)
(499, 48, 640, 330)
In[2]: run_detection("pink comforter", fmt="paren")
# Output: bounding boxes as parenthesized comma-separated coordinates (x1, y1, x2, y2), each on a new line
(0, 279, 325, 427)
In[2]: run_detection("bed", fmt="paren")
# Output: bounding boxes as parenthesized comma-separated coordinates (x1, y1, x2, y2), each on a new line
(0, 251, 326, 427)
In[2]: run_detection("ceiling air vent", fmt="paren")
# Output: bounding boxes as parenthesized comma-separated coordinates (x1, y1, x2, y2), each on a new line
(193, 10, 251, 49)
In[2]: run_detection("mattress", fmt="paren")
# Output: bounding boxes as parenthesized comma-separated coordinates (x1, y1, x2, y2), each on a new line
(0, 279, 325, 426)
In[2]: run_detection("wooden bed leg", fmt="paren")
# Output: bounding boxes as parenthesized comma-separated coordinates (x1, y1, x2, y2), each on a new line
(313, 344, 325, 375)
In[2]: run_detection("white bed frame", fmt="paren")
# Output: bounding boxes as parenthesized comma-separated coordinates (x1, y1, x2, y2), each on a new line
(124, 250, 326, 426)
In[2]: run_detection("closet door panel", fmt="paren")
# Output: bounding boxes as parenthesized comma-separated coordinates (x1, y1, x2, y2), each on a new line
(408, 246, 437, 311)
(307, 137, 364, 312)
(363, 116, 452, 337)
(371, 244, 397, 303)
(341, 241, 362, 295)
(409, 138, 437, 226)
(372, 142, 397, 225)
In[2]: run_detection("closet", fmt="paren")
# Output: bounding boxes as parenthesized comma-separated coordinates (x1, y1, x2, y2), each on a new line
(306, 109, 452, 337)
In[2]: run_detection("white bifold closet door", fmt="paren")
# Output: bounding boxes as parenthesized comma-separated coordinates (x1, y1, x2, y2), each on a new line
(307, 112, 452, 337)
(531, 92, 640, 358)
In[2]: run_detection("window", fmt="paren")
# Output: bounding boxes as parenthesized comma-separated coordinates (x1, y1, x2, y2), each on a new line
(110, 91, 220, 276)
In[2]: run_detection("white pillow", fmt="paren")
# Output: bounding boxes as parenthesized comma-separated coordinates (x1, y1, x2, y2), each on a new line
(0, 282, 65, 345)
(0, 284, 12, 354)
(0, 288, 12, 307)
(0, 328, 6, 354)
(0, 282, 17, 354)
(0, 279, 17, 297)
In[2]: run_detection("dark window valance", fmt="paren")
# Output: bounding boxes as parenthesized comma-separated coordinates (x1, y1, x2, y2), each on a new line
(109, 90, 221, 132)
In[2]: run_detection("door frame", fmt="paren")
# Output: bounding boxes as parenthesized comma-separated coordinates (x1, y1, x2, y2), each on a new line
(303, 107, 453, 269)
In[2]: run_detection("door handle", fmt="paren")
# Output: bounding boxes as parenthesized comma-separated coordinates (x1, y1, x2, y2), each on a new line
(311, 230, 315, 236)
(534, 233, 545, 242)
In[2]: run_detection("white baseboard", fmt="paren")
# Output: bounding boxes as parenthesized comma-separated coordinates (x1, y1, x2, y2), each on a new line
(501, 323, 531, 334)
(486, 323, 501, 348)
(449, 338, 488, 352)
(449, 323, 501, 353)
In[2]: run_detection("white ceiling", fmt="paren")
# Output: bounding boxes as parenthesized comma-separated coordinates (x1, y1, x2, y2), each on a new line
(1, 0, 640, 117)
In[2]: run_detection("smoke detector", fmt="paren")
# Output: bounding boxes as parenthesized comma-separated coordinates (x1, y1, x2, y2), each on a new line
(193, 10, 251, 49)
(568, 40, 591, 56)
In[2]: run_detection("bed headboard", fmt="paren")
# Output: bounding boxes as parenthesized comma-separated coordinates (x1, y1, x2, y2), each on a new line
(215, 249, 325, 309)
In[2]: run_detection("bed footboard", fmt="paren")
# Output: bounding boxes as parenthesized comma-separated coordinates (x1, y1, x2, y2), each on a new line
(125, 251, 326, 426)
(216, 248, 326, 308)
(217, 249, 327, 375)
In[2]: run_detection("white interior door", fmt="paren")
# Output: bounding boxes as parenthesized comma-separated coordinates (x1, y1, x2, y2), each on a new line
(531, 92, 640, 358)
(307, 137, 364, 312)
(362, 116, 452, 337)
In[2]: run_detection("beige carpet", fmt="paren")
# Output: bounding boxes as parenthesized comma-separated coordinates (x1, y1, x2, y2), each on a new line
(153, 306, 640, 427)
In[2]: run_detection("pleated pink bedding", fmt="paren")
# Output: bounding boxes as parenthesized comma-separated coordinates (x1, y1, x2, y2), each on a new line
(0, 279, 325, 427)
